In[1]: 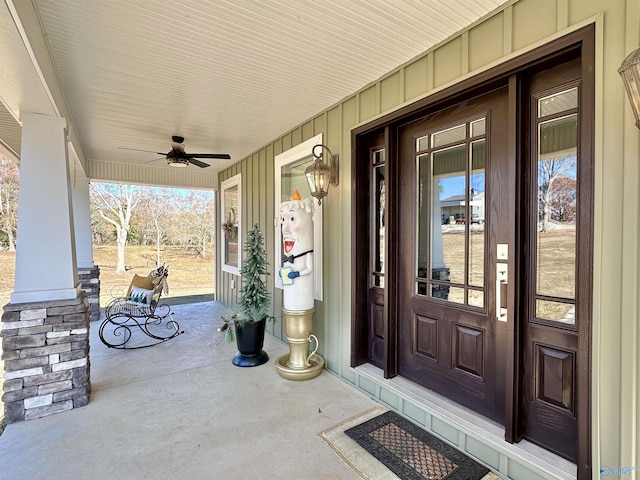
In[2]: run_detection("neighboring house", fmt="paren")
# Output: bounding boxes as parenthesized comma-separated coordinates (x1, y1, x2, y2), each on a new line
(440, 192, 485, 223)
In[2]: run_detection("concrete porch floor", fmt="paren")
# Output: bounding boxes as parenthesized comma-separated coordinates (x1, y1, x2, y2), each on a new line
(0, 301, 381, 480)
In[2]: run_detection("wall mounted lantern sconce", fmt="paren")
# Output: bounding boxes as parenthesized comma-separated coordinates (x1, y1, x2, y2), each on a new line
(619, 48, 640, 128)
(305, 144, 339, 205)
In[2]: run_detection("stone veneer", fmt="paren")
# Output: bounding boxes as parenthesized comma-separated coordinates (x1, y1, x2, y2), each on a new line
(78, 266, 100, 322)
(1, 293, 91, 423)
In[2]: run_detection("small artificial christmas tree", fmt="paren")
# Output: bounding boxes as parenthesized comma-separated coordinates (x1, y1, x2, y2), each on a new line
(238, 222, 270, 324)
(220, 222, 271, 341)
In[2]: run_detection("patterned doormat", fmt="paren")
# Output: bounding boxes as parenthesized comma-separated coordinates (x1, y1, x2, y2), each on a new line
(344, 411, 489, 480)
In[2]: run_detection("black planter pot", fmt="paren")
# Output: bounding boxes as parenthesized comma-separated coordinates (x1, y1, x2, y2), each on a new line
(233, 317, 269, 367)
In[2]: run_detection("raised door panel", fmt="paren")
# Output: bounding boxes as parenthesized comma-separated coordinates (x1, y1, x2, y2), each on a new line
(452, 324, 484, 379)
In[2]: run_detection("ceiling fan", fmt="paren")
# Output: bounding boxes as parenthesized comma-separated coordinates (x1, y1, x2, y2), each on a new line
(120, 135, 231, 168)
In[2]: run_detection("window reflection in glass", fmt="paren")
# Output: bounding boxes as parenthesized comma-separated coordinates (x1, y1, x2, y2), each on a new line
(223, 185, 239, 268)
(471, 118, 486, 137)
(469, 140, 486, 288)
(535, 90, 578, 324)
(433, 145, 466, 286)
(417, 153, 429, 284)
(281, 155, 313, 202)
(417, 135, 429, 152)
(415, 117, 487, 309)
(432, 124, 466, 148)
(538, 87, 578, 117)
(372, 149, 385, 288)
(469, 290, 484, 308)
(536, 300, 575, 323)
(440, 285, 464, 305)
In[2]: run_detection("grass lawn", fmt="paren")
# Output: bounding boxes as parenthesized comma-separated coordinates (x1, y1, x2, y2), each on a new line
(92, 245, 215, 307)
(0, 245, 215, 309)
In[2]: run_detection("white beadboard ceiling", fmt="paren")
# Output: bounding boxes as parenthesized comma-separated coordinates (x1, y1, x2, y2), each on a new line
(2, 0, 510, 182)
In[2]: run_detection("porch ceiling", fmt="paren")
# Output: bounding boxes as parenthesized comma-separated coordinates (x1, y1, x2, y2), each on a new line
(1, 0, 509, 185)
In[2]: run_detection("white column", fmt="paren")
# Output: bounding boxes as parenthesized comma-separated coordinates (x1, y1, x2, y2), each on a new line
(11, 112, 79, 303)
(71, 165, 94, 269)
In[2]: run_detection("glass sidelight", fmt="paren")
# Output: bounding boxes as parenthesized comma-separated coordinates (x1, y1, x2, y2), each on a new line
(371, 149, 386, 288)
(534, 87, 578, 325)
(415, 118, 487, 308)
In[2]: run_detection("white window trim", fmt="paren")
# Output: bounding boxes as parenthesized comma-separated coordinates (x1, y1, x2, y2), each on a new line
(221, 173, 241, 276)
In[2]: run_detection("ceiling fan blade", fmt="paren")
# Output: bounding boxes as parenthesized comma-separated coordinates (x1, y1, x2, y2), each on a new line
(188, 158, 210, 169)
(119, 147, 167, 155)
(144, 156, 165, 164)
(188, 153, 231, 159)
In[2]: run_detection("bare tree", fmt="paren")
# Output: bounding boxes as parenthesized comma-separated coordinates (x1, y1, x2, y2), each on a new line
(90, 183, 142, 274)
(538, 155, 576, 232)
(176, 190, 215, 257)
(548, 177, 577, 223)
(90, 205, 114, 245)
(136, 188, 175, 265)
(0, 156, 19, 251)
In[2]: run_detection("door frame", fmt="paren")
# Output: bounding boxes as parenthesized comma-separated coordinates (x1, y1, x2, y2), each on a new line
(351, 25, 594, 476)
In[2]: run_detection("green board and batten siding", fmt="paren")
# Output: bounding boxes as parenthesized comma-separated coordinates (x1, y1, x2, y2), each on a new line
(218, 0, 640, 478)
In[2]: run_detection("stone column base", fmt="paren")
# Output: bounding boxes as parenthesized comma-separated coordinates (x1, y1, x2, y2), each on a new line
(1, 293, 91, 423)
(78, 265, 100, 322)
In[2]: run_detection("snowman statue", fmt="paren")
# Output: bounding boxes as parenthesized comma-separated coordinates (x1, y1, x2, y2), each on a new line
(276, 190, 325, 379)
(279, 190, 315, 310)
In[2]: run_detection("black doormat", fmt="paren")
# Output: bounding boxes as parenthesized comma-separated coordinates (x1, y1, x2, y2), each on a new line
(344, 411, 489, 480)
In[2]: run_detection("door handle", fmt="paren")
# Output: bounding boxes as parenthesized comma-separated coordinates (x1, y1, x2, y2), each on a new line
(496, 263, 508, 322)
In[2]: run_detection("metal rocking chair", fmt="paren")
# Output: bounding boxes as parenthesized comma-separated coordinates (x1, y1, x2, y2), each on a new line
(99, 265, 184, 349)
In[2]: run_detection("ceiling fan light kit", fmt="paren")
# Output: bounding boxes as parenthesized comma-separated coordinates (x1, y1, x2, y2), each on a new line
(168, 159, 188, 168)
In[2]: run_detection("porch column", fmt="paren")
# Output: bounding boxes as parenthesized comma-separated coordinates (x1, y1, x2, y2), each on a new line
(11, 112, 79, 303)
(71, 168, 101, 321)
(2, 112, 90, 423)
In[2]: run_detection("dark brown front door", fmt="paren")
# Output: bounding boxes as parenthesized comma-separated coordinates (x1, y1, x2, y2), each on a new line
(397, 88, 510, 423)
(352, 28, 593, 472)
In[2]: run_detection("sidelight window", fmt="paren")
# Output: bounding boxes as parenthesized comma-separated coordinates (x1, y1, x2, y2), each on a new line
(533, 86, 578, 325)
(371, 148, 386, 288)
(416, 118, 487, 308)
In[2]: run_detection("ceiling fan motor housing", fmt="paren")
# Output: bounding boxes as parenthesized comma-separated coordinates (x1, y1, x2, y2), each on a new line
(166, 149, 189, 167)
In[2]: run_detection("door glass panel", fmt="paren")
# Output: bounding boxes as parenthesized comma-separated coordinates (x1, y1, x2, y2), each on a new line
(535, 91, 577, 324)
(415, 117, 487, 308)
(372, 149, 386, 288)
(469, 140, 486, 288)
(538, 87, 578, 117)
(471, 118, 486, 137)
(417, 135, 429, 152)
(536, 299, 575, 323)
(441, 285, 464, 305)
(469, 290, 484, 308)
(434, 145, 466, 285)
(432, 124, 466, 148)
(417, 153, 429, 286)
